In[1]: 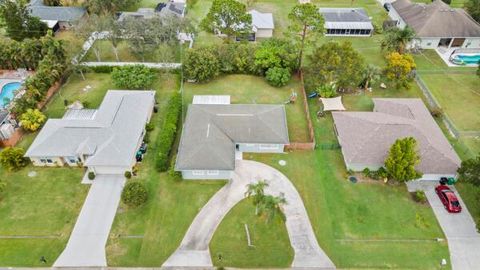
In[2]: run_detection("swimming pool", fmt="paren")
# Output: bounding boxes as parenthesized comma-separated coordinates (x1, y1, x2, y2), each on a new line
(451, 54, 480, 65)
(0, 82, 21, 108)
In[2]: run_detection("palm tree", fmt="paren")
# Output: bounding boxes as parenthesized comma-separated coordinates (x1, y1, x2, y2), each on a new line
(362, 64, 381, 91)
(259, 194, 287, 223)
(381, 27, 416, 54)
(245, 180, 269, 215)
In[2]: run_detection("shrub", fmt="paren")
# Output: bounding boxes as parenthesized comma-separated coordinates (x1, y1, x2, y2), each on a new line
(111, 65, 155, 89)
(317, 82, 337, 98)
(0, 147, 27, 171)
(155, 92, 182, 171)
(265, 67, 291, 87)
(90, 65, 114, 73)
(145, 123, 155, 132)
(121, 182, 148, 207)
(143, 132, 150, 143)
(168, 154, 182, 181)
(414, 190, 427, 203)
(362, 168, 371, 177)
(20, 109, 46, 132)
(88, 171, 95, 180)
(124, 171, 132, 179)
(184, 47, 220, 82)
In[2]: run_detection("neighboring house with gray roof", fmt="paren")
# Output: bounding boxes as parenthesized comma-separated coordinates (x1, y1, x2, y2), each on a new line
(320, 8, 374, 37)
(389, 0, 480, 49)
(175, 103, 289, 180)
(25, 90, 155, 175)
(332, 98, 461, 181)
(28, 0, 86, 30)
(249, 10, 274, 39)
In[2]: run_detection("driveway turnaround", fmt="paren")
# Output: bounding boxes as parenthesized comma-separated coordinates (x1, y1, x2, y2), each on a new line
(408, 181, 480, 270)
(163, 160, 335, 269)
(54, 175, 125, 267)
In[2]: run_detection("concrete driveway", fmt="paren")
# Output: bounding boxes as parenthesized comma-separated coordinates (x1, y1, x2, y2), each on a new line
(163, 160, 335, 269)
(54, 175, 125, 267)
(408, 181, 480, 270)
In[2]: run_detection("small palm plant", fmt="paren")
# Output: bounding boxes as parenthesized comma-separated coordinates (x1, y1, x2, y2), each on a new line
(259, 193, 287, 223)
(245, 180, 269, 215)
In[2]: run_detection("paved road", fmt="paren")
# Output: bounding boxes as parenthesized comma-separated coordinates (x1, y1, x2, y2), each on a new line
(408, 181, 480, 270)
(54, 175, 125, 267)
(163, 160, 335, 269)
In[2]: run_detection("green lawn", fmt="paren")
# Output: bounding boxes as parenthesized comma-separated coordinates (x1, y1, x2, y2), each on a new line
(183, 74, 311, 142)
(0, 166, 88, 266)
(105, 71, 225, 266)
(209, 199, 293, 268)
(83, 40, 181, 63)
(413, 0, 468, 8)
(244, 98, 450, 268)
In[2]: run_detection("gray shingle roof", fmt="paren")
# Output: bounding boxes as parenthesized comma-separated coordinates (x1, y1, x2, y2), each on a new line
(28, 5, 86, 22)
(391, 0, 480, 37)
(26, 90, 155, 167)
(176, 104, 289, 170)
(332, 99, 461, 175)
(320, 8, 374, 30)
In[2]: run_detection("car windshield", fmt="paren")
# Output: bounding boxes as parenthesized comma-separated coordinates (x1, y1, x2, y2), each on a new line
(451, 201, 460, 207)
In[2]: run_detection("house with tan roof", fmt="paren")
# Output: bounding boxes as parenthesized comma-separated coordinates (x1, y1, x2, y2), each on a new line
(332, 98, 461, 181)
(388, 0, 480, 49)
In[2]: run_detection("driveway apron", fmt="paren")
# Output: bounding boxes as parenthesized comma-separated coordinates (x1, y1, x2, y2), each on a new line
(163, 160, 335, 269)
(54, 175, 125, 267)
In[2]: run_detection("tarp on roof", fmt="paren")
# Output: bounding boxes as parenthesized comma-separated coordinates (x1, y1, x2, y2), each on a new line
(320, 96, 346, 111)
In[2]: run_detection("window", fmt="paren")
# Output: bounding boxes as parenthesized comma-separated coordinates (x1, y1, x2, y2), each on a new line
(207, 170, 219, 176)
(192, 170, 205, 176)
(40, 158, 47, 163)
(259, 144, 279, 150)
(46, 159, 53, 163)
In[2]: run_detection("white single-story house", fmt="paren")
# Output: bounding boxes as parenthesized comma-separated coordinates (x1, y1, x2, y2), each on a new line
(248, 10, 274, 39)
(319, 8, 374, 37)
(332, 99, 461, 181)
(25, 90, 155, 175)
(388, 0, 480, 49)
(175, 97, 289, 180)
(28, 0, 86, 31)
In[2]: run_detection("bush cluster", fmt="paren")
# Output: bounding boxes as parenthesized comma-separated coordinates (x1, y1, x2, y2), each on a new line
(155, 92, 182, 172)
(121, 182, 148, 207)
(111, 65, 155, 89)
(183, 39, 297, 87)
(90, 66, 114, 73)
(0, 147, 27, 172)
(414, 190, 427, 203)
(362, 167, 388, 180)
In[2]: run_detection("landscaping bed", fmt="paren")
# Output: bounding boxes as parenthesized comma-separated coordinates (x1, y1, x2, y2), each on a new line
(183, 74, 311, 143)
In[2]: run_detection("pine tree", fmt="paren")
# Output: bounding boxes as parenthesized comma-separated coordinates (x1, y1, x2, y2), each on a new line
(385, 137, 422, 182)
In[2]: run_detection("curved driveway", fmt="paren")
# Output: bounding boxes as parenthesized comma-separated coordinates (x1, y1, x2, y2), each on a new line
(163, 160, 335, 269)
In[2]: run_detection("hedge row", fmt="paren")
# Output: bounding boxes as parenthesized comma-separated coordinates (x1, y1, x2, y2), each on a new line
(155, 92, 182, 172)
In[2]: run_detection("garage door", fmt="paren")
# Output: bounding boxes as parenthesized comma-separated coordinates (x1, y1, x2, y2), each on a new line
(92, 166, 127, 175)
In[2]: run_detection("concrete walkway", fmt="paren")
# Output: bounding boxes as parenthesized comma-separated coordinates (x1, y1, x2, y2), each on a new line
(163, 160, 335, 269)
(54, 175, 125, 267)
(407, 180, 480, 270)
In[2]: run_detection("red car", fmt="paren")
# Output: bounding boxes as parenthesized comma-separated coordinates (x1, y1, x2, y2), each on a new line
(435, 185, 462, 213)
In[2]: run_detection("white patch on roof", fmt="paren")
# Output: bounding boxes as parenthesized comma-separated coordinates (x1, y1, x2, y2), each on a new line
(193, 95, 231, 105)
(248, 10, 274, 30)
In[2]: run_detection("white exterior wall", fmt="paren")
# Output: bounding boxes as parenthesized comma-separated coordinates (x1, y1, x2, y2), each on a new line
(237, 143, 285, 153)
(255, 29, 273, 38)
(30, 157, 65, 167)
(410, 38, 440, 49)
(464, 38, 480, 48)
(182, 170, 233, 180)
(346, 162, 457, 181)
(419, 174, 457, 181)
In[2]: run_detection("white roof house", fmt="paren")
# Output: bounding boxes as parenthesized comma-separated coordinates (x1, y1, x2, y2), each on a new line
(248, 10, 274, 39)
(26, 90, 155, 175)
(320, 8, 374, 36)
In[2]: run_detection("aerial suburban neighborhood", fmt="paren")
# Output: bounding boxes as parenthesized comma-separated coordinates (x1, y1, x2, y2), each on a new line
(1, 0, 480, 269)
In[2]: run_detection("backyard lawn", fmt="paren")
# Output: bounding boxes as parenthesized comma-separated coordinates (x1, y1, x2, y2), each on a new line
(0, 166, 88, 266)
(210, 199, 293, 268)
(183, 74, 311, 142)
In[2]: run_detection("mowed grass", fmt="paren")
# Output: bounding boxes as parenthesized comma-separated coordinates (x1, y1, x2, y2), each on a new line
(246, 107, 450, 269)
(105, 72, 225, 265)
(413, 0, 468, 8)
(209, 199, 293, 268)
(0, 166, 88, 266)
(183, 74, 311, 142)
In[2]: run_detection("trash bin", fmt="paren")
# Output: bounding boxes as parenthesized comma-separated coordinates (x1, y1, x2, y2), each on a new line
(447, 177, 457, 185)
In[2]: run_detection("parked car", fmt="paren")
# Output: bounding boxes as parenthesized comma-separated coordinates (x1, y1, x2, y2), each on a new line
(435, 185, 462, 213)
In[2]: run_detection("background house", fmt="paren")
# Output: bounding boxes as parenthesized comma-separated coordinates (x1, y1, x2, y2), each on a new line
(248, 10, 274, 40)
(388, 0, 480, 49)
(332, 98, 461, 181)
(25, 90, 155, 175)
(175, 97, 289, 180)
(320, 8, 374, 37)
(28, 0, 86, 31)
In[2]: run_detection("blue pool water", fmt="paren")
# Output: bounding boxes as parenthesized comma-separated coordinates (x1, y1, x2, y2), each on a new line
(452, 54, 480, 65)
(0, 82, 21, 108)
